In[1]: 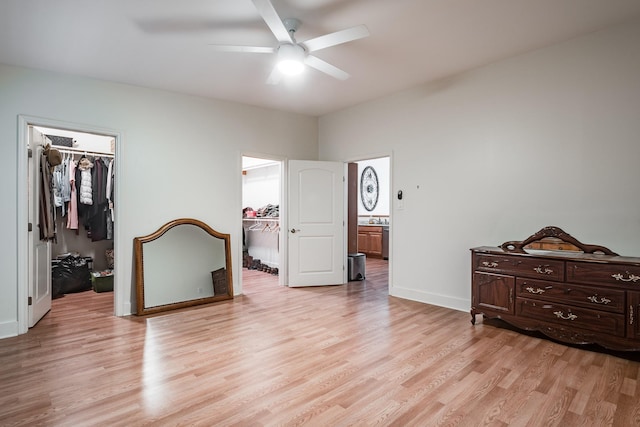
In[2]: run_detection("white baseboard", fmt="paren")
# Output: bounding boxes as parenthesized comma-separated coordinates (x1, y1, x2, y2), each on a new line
(115, 300, 133, 316)
(390, 286, 470, 313)
(0, 320, 19, 340)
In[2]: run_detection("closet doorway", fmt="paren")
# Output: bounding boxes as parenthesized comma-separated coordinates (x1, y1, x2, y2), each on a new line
(241, 156, 284, 293)
(17, 116, 121, 334)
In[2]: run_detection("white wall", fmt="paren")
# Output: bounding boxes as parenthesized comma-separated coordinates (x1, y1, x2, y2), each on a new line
(242, 163, 280, 209)
(319, 19, 640, 312)
(0, 64, 317, 338)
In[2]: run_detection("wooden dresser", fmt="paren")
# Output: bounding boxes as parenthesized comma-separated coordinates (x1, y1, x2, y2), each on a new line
(471, 226, 640, 351)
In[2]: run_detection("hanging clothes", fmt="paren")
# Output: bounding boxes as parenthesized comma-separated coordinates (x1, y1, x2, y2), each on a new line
(60, 155, 72, 207)
(66, 158, 79, 230)
(78, 157, 93, 205)
(52, 154, 72, 217)
(76, 156, 94, 233)
(52, 162, 64, 210)
(92, 157, 108, 206)
(106, 158, 115, 240)
(89, 157, 109, 242)
(39, 151, 56, 241)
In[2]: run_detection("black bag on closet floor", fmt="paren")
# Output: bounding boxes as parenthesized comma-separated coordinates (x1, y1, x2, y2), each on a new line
(52, 255, 92, 298)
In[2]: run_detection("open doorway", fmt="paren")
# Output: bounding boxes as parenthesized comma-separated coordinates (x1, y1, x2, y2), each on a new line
(31, 125, 115, 323)
(241, 156, 283, 294)
(17, 115, 121, 335)
(348, 156, 391, 283)
(240, 154, 388, 292)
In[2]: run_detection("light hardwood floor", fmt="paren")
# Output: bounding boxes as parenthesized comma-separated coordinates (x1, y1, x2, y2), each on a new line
(1, 258, 640, 426)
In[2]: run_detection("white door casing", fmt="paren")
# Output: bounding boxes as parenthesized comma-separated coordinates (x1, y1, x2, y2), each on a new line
(17, 115, 123, 336)
(288, 160, 344, 287)
(28, 127, 52, 327)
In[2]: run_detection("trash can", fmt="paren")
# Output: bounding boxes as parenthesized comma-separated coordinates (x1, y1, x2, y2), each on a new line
(348, 253, 366, 281)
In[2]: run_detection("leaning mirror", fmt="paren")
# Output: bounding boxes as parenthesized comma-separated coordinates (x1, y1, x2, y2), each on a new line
(134, 218, 233, 315)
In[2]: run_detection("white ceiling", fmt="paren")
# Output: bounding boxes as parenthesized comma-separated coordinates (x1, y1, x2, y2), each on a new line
(2, 0, 640, 117)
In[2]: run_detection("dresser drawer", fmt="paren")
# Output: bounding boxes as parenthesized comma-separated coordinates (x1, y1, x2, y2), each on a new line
(516, 278, 625, 313)
(567, 261, 640, 288)
(474, 253, 564, 281)
(516, 298, 625, 337)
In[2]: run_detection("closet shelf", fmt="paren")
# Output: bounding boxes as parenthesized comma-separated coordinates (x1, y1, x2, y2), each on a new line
(243, 218, 279, 221)
(55, 146, 114, 158)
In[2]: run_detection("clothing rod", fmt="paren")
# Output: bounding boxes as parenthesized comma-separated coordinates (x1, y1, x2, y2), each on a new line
(55, 147, 114, 158)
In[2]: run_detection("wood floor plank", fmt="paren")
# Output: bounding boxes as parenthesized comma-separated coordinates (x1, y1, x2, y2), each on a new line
(1, 258, 640, 426)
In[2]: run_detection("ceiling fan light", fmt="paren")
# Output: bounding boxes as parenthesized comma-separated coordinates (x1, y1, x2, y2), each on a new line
(277, 43, 305, 76)
(278, 59, 305, 75)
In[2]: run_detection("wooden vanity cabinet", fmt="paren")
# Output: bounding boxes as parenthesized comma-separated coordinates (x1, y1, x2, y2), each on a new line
(358, 226, 383, 258)
(471, 226, 640, 351)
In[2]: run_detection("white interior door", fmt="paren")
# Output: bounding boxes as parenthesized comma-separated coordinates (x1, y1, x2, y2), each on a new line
(28, 127, 52, 327)
(288, 160, 344, 287)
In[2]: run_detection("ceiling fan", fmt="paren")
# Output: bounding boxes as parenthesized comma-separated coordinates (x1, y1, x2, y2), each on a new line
(210, 0, 370, 84)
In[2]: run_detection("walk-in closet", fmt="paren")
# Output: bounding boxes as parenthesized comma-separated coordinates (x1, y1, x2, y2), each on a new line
(242, 156, 281, 282)
(31, 126, 116, 320)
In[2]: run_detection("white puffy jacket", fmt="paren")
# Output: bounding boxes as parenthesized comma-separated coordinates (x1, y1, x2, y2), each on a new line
(78, 158, 93, 205)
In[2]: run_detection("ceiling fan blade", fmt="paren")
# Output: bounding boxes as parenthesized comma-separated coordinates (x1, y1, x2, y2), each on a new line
(251, 0, 293, 44)
(209, 45, 275, 53)
(304, 55, 350, 80)
(303, 25, 369, 52)
(266, 67, 282, 85)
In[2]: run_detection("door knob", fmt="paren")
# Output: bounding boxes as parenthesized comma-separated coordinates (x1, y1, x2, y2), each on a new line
(290, 228, 300, 233)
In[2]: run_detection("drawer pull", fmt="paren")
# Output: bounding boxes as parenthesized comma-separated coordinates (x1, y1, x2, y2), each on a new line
(631, 305, 634, 325)
(534, 265, 554, 275)
(553, 311, 577, 321)
(587, 296, 611, 305)
(611, 272, 640, 283)
(525, 286, 546, 294)
(482, 261, 498, 268)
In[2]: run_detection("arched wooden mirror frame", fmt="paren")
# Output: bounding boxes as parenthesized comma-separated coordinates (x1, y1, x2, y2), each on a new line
(134, 218, 233, 315)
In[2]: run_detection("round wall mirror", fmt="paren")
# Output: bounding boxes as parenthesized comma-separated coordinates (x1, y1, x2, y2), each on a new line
(360, 165, 379, 211)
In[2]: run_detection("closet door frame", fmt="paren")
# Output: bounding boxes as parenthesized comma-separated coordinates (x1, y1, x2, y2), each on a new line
(239, 153, 287, 293)
(17, 115, 124, 335)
